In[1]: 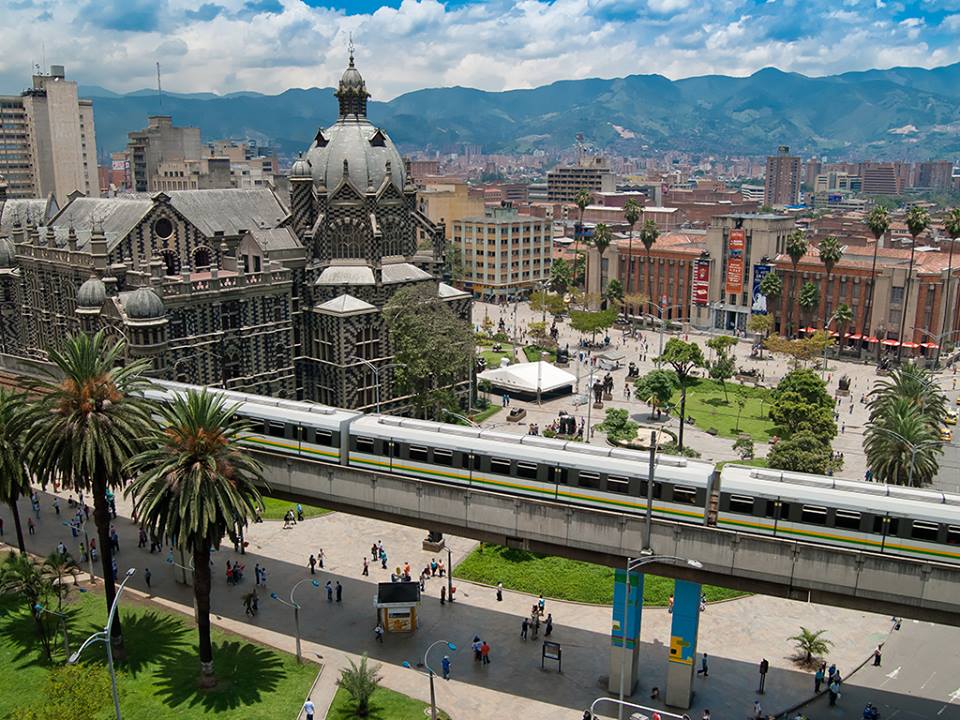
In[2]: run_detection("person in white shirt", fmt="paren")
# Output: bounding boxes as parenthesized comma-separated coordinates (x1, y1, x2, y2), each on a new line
(303, 697, 315, 720)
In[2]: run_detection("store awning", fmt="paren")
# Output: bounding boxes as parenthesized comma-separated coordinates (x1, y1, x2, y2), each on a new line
(865, 336, 879, 343)
(920, 341, 940, 349)
(802, 327, 819, 334)
(901, 341, 920, 349)
(882, 339, 900, 347)
(847, 333, 863, 341)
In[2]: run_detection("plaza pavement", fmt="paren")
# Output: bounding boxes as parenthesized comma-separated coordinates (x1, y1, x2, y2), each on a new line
(472, 300, 960, 485)
(7, 488, 957, 720)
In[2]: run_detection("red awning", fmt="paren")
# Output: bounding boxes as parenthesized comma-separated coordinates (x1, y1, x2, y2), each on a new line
(830, 331, 839, 337)
(865, 336, 879, 343)
(920, 341, 940, 349)
(901, 341, 920, 349)
(847, 333, 863, 341)
(882, 339, 900, 347)
(804, 327, 819, 334)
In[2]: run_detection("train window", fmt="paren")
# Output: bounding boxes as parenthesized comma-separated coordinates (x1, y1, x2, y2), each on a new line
(554, 467, 568, 484)
(356, 437, 375, 453)
(607, 476, 630, 494)
(491, 458, 511, 475)
(673, 486, 698, 505)
(267, 422, 285, 438)
(801, 506, 828, 525)
(409, 446, 429, 462)
(433, 448, 453, 466)
(517, 462, 538, 480)
(911, 521, 940, 542)
(315, 430, 332, 447)
(835, 510, 861, 530)
(729, 495, 754, 514)
(579, 471, 600, 489)
(947, 526, 960, 546)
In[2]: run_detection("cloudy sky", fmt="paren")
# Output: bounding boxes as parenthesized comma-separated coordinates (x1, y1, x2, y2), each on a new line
(1, 0, 958, 98)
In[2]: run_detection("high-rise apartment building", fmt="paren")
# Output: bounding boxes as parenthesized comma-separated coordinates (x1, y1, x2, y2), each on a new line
(0, 65, 99, 204)
(861, 162, 910, 195)
(763, 146, 801, 207)
(546, 156, 616, 202)
(915, 161, 955, 191)
(126, 116, 202, 192)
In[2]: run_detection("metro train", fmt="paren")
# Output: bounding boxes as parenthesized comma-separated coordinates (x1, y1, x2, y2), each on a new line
(146, 381, 960, 566)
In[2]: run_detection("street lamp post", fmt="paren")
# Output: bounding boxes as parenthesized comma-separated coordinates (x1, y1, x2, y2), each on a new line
(536, 350, 548, 406)
(68, 568, 136, 720)
(356, 359, 407, 414)
(402, 639, 457, 720)
(617, 555, 703, 720)
(643, 300, 684, 364)
(270, 578, 321, 663)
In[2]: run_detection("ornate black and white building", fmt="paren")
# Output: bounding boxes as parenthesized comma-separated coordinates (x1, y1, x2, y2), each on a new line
(0, 55, 471, 412)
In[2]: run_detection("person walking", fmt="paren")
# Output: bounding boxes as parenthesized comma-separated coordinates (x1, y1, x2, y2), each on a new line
(697, 653, 708, 677)
(545, 613, 553, 637)
(308, 554, 317, 575)
(57, 540, 66, 556)
(325, 580, 333, 602)
(303, 698, 315, 720)
(440, 585, 446, 605)
(0, 516, 4, 536)
(374, 623, 384, 643)
(472, 636, 482, 662)
(538, 594, 545, 615)
(873, 644, 882, 666)
(335, 581, 342, 603)
(144, 567, 152, 589)
(752, 700, 763, 719)
(371, 542, 379, 561)
(52, 497, 60, 516)
(362, 557, 369, 576)
(496, 581, 503, 602)
(828, 678, 840, 706)
(480, 640, 490, 665)
(521, 617, 529, 640)
(27, 518, 35, 535)
(318, 548, 325, 569)
(815, 664, 825, 692)
(138, 527, 147, 549)
(441, 655, 451, 680)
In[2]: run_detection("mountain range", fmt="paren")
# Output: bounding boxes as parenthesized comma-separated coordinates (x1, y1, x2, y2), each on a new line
(82, 63, 960, 160)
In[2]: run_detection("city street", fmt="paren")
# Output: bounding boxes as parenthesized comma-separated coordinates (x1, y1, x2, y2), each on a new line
(3, 488, 958, 719)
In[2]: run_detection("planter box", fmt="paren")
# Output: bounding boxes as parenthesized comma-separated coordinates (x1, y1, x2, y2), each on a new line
(506, 408, 527, 422)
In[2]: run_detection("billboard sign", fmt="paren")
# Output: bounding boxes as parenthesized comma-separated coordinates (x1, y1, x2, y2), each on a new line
(751, 264, 772, 314)
(725, 228, 746, 295)
(693, 258, 710, 305)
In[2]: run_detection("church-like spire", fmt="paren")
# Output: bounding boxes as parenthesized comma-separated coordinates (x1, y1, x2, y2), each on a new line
(335, 41, 370, 119)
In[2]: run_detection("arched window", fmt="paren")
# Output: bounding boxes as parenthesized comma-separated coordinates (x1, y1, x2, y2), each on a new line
(222, 351, 241, 382)
(193, 246, 212, 269)
(162, 250, 180, 276)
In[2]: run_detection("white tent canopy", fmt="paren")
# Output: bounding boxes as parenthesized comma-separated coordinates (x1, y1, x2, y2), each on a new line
(477, 361, 576, 394)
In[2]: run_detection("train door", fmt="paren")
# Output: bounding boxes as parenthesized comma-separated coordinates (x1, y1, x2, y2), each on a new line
(553, 466, 567, 500)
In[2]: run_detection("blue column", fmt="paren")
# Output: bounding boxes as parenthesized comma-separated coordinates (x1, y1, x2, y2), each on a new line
(607, 568, 644, 694)
(666, 579, 702, 708)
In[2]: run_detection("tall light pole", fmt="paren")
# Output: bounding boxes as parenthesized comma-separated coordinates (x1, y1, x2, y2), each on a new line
(617, 556, 702, 720)
(402, 639, 457, 720)
(270, 578, 321, 663)
(536, 349, 548, 406)
(356, 359, 407, 414)
(643, 300, 683, 364)
(68, 568, 136, 720)
(872, 427, 941, 487)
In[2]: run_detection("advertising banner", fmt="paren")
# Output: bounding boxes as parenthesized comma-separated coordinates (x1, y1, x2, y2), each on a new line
(725, 228, 746, 294)
(693, 259, 710, 305)
(751, 264, 772, 314)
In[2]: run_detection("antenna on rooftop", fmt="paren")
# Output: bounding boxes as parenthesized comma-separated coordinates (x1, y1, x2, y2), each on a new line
(156, 62, 163, 109)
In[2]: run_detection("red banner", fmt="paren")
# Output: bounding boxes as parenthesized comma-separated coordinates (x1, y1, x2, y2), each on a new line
(726, 228, 746, 294)
(693, 259, 710, 305)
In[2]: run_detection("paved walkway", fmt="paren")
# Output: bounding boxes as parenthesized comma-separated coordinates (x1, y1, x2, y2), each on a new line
(3, 488, 926, 720)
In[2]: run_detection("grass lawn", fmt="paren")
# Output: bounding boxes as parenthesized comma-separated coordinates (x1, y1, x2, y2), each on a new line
(672, 378, 775, 442)
(0, 588, 317, 720)
(470, 404, 502, 423)
(455, 545, 746, 606)
(259, 496, 331, 521)
(326, 685, 450, 720)
(479, 344, 513, 368)
(716, 457, 769, 470)
(522, 345, 557, 363)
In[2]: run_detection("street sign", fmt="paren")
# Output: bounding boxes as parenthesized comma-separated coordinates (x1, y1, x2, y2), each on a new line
(542, 641, 562, 672)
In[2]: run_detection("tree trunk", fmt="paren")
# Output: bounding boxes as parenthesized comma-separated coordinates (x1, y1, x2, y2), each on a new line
(863, 240, 881, 351)
(627, 230, 634, 328)
(92, 473, 123, 655)
(897, 242, 918, 363)
(788, 264, 798, 337)
(822, 269, 830, 329)
(936, 239, 956, 367)
(678, 383, 687, 450)
(9, 495, 26, 553)
(193, 545, 216, 686)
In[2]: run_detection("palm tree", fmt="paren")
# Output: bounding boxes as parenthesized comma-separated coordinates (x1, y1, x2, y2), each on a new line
(639, 218, 660, 318)
(623, 199, 642, 313)
(126, 389, 264, 685)
(759, 271, 783, 331)
(591, 223, 612, 295)
(23, 331, 154, 652)
(604, 278, 624, 308)
(785, 230, 808, 337)
(788, 627, 832, 663)
(817, 236, 844, 328)
(937, 207, 960, 366)
(0, 389, 30, 553)
(862, 206, 890, 344)
(864, 397, 942, 486)
(573, 188, 592, 289)
(898, 206, 931, 362)
(798, 281, 819, 332)
(0, 552, 54, 659)
(339, 654, 383, 716)
(833, 303, 853, 357)
(867, 363, 946, 429)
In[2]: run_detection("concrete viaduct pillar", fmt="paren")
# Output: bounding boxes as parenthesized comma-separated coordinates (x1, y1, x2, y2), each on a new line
(666, 578, 702, 708)
(607, 568, 644, 695)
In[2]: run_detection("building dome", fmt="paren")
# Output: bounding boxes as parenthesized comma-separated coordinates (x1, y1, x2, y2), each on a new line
(290, 154, 311, 178)
(0, 238, 15, 268)
(77, 277, 106, 308)
(124, 287, 165, 319)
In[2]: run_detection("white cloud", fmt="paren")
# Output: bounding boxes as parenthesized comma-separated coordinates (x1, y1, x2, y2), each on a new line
(0, 0, 956, 98)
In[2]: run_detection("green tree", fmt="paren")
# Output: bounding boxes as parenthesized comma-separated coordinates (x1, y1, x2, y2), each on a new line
(528, 321, 549, 346)
(0, 389, 30, 553)
(23, 331, 154, 651)
(798, 281, 820, 330)
(42, 550, 80, 613)
(748, 314, 774, 358)
(573, 188, 593, 288)
(634, 369, 677, 419)
(816, 236, 844, 328)
(0, 552, 55, 659)
(597, 408, 639, 443)
(639, 219, 660, 315)
(592, 222, 612, 260)
(785, 230, 808, 336)
(833, 303, 853, 356)
(531, 290, 567, 319)
(385, 285, 474, 420)
(126, 389, 264, 685)
(709, 354, 736, 401)
(864, 398, 942, 486)
(867, 363, 946, 429)
(768, 429, 834, 474)
(788, 627, 833, 663)
(623, 199, 642, 299)
(706, 335, 738, 359)
(938, 207, 960, 364)
(656, 339, 705, 450)
(758, 270, 783, 324)
(769, 369, 837, 441)
(862, 206, 890, 340)
(733, 434, 754, 460)
(549, 257, 573, 295)
(898, 206, 931, 361)
(339, 654, 383, 716)
(570, 307, 618, 345)
(604, 278, 624, 307)
(443, 240, 463, 284)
